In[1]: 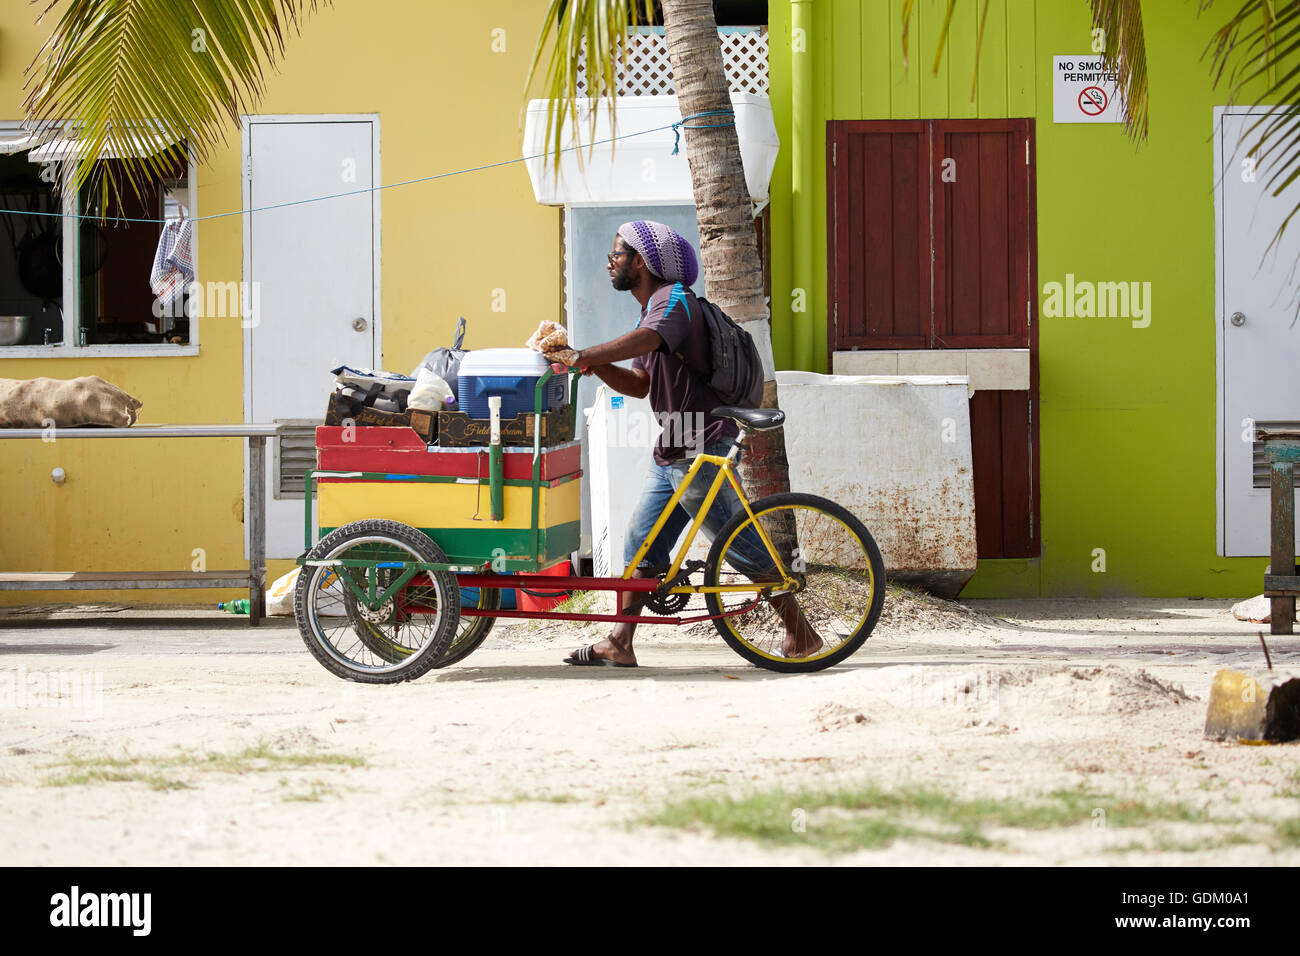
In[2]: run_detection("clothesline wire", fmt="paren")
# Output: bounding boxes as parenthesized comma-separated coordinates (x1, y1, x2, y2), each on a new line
(0, 112, 736, 226)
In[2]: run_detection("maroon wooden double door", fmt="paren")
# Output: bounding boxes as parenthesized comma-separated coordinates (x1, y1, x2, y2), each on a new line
(828, 118, 1039, 559)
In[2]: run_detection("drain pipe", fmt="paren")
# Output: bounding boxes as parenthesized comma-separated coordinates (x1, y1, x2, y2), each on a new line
(791, 0, 814, 371)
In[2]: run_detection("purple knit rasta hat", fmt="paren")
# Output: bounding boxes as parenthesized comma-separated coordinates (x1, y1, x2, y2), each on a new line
(617, 220, 699, 287)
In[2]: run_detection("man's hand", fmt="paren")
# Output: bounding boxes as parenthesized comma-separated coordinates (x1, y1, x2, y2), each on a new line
(544, 347, 581, 368)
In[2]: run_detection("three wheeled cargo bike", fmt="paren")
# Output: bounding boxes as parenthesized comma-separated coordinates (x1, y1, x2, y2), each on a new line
(294, 369, 886, 681)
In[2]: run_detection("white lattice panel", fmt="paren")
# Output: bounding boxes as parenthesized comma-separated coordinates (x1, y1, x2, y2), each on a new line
(576, 29, 768, 97)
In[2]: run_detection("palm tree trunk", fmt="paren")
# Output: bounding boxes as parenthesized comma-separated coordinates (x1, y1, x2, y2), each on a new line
(660, 0, 792, 504)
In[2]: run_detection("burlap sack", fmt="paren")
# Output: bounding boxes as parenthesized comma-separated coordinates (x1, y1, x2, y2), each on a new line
(0, 376, 143, 427)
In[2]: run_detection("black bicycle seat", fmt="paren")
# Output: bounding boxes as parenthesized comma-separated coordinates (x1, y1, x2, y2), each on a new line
(712, 406, 786, 431)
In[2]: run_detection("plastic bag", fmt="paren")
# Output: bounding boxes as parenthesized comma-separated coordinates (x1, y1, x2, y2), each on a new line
(411, 316, 468, 400)
(266, 567, 300, 616)
(330, 365, 415, 400)
(408, 368, 454, 412)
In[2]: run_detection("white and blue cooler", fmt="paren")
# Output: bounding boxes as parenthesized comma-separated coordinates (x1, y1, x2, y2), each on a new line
(457, 348, 568, 421)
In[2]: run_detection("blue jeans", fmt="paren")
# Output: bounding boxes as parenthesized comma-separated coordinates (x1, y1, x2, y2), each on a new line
(623, 439, 773, 576)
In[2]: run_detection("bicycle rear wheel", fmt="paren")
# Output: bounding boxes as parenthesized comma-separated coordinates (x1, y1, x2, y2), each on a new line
(703, 493, 885, 672)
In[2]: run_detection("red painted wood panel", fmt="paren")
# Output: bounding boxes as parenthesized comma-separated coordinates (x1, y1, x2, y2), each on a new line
(933, 121, 1028, 348)
(968, 391, 1035, 558)
(829, 122, 928, 349)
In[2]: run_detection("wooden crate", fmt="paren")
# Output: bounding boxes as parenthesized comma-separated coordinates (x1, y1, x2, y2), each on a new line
(436, 407, 574, 447)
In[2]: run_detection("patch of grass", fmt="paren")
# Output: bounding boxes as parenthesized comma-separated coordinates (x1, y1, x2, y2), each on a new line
(492, 792, 581, 804)
(1104, 831, 1257, 855)
(641, 782, 1234, 855)
(554, 590, 598, 615)
(1274, 817, 1300, 846)
(45, 767, 192, 791)
(41, 740, 364, 790)
(281, 779, 339, 803)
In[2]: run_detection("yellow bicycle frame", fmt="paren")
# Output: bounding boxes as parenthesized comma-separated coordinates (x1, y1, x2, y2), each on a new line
(621, 442, 799, 595)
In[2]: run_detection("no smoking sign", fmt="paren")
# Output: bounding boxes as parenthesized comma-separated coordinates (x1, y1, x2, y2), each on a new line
(1054, 56, 1124, 124)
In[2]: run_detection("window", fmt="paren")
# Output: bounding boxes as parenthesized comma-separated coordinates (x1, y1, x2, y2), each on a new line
(0, 124, 197, 353)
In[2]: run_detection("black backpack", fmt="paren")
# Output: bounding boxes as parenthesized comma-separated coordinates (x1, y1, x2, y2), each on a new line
(678, 295, 765, 409)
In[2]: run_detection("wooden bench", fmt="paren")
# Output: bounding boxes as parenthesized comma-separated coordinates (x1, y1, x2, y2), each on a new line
(0, 572, 265, 623)
(1258, 427, 1300, 635)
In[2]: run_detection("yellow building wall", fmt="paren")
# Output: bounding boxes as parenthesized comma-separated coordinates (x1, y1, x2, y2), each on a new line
(0, 1, 561, 604)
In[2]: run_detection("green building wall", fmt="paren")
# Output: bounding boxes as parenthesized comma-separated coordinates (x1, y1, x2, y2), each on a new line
(766, 0, 1271, 598)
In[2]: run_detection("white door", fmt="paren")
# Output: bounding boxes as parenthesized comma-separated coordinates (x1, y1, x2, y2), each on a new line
(1218, 107, 1300, 556)
(243, 116, 380, 558)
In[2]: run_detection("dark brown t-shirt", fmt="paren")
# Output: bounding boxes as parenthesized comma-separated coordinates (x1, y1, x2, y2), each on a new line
(631, 282, 738, 465)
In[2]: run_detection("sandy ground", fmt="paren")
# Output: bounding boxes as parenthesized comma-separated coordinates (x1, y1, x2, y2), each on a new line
(0, 593, 1297, 866)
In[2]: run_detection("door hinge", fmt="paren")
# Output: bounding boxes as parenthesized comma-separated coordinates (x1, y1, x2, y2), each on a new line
(833, 142, 837, 166)
(1025, 139, 1030, 164)
(1026, 299, 1032, 326)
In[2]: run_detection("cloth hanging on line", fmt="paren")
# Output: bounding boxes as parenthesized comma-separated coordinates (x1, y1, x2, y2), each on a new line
(149, 218, 194, 329)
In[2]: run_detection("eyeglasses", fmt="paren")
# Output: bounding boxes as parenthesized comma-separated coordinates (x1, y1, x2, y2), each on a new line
(607, 250, 636, 265)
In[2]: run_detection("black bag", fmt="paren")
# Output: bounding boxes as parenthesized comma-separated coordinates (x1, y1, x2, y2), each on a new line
(679, 297, 765, 409)
(411, 316, 469, 400)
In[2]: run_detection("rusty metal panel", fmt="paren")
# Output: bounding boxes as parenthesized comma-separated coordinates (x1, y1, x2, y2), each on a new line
(773, 371, 977, 596)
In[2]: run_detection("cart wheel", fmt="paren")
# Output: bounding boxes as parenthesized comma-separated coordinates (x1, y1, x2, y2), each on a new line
(432, 583, 502, 668)
(294, 519, 460, 683)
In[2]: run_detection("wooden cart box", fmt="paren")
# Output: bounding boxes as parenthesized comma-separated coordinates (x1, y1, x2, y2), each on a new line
(315, 427, 581, 480)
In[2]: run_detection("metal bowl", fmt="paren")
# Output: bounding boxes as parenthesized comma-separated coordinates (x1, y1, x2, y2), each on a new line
(0, 316, 31, 346)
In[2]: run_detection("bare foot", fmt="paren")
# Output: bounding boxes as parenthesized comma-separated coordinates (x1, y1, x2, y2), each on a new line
(770, 593, 823, 658)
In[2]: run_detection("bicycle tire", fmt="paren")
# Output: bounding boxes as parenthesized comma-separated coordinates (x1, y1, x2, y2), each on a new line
(703, 492, 885, 673)
(294, 519, 460, 683)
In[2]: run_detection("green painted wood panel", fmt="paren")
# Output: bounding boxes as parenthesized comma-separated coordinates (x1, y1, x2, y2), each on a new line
(1006, 0, 1036, 115)
(830, 0, 861, 119)
(860, 0, 892, 119)
(890, 0, 920, 118)
(918, 0, 950, 115)
(977, 0, 1009, 117)
(946, 0, 979, 119)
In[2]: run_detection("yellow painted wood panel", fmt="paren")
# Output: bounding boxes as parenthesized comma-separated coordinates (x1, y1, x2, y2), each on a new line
(318, 480, 580, 531)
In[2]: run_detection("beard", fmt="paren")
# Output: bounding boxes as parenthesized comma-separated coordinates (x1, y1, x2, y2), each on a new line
(611, 257, 637, 291)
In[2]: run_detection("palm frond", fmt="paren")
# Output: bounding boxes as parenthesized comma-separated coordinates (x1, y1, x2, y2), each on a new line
(1089, 0, 1150, 141)
(1204, 0, 1300, 258)
(22, 0, 326, 215)
(906, 0, 1150, 135)
(525, 0, 657, 174)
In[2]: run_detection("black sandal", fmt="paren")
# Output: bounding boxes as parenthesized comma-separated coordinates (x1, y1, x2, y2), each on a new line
(564, 644, 636, 668)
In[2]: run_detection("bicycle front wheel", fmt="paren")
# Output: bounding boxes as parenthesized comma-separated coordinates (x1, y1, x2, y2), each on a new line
(703, 492, 885, 672)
